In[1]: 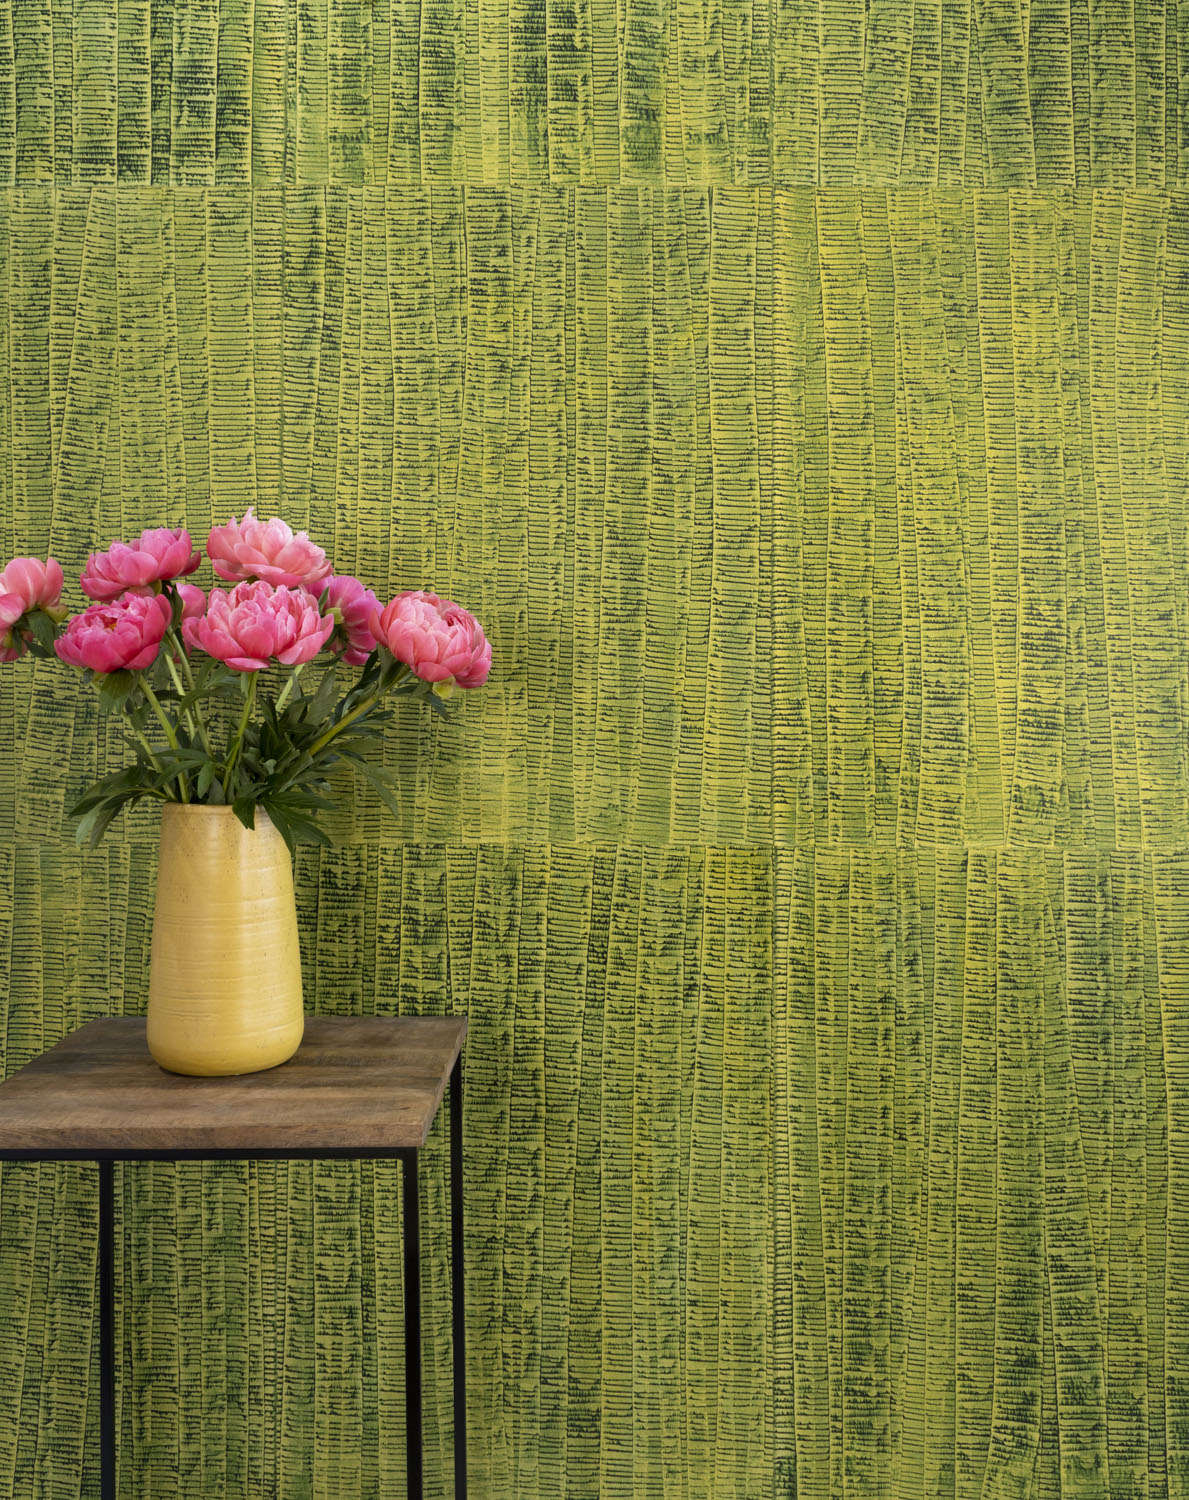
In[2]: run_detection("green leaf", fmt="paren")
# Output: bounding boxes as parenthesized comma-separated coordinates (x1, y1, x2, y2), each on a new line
(169, 676, 240, 714)
(25, 609, 57, 652)
(263, 798, 331, 849)
(349, 756, 404, 824)
(354, 651, 382, 691)
(96, 670, 135, 714)
(262, 806, 298, 856)
(232, 798, 257, 831)
(167, 746, 209, 766)
(309, 667, 342, 723)
(73, 798, 129, 849)
(275, 787, 336, 812)
(67, 764, 144, 815)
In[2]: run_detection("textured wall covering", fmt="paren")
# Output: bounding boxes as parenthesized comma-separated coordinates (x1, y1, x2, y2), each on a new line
(5, 186, 1189, 850)
(1, 9, 1188, 1500)
(0, 0, 1186, 186)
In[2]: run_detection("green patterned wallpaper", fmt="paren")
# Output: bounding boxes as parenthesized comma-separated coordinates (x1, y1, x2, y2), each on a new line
(1, 3, 1188, 1499)
(0, 0, 1185, 185)
(5, 187, 1189, 849)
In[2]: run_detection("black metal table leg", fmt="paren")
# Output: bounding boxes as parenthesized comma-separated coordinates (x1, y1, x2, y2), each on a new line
(402, 1151, 422, 1500)
(449, 1059, 466, 1499)
(98, 1158, 115, 1500)
(78, 1118, 457, 1500)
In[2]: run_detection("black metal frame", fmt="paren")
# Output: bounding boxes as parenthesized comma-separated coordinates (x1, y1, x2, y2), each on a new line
(1, 1055, 467, 1500)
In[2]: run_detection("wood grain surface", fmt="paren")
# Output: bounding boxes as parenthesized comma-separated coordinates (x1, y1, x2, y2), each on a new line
(0, 1016, 467, 1152)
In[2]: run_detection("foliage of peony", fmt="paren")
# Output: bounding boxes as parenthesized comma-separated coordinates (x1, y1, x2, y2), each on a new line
(370, 591, 492, 689)
(184, 581, 335, 672)
(55, 593, 173, 673)
(81, 528, 201, 600)
(207, 508, 333, 590)
(322, 575, 380, 666)
(0, 515, 490, 851)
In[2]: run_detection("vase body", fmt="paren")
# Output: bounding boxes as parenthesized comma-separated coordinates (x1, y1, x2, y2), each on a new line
(147, 804, 305, 1076)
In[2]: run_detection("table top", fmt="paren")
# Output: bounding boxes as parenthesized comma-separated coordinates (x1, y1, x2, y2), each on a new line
(0, 1015, 467, 1156)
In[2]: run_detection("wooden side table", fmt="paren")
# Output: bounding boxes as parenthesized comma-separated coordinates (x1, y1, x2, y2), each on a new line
(0, 1015, 468, 1500)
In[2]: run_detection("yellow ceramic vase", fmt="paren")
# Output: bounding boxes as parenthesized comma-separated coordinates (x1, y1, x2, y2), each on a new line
(147, 803, 305, 1076)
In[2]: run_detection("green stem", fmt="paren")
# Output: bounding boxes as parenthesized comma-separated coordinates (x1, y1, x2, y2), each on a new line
(126, 724, 167, 776)
(273, 663, 305, 715)
(307, 663, 412, 758)
(139, 676, 179, 749)
(94, 682, 173, 797)
(173, 640, 215, 755)
(139, 675, 190, 802)
(223, 672, 258, 796)
(307, 692, 379, 757)
(163, 647, 185, 696)
(163, 637, 204, 750)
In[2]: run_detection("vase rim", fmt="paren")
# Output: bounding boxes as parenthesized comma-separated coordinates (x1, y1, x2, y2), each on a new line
(161, 802, 270, 822)
(162, 802, 241, 813)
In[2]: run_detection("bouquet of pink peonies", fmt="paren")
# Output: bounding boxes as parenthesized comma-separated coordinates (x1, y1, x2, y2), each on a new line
(0, 511, 491, 851)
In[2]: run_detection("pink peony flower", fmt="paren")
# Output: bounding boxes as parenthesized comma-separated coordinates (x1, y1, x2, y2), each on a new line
(80, 528, 201, 601)
(0, 555, 66, 615)
(54, 593, 173, 674)
(169, 585, 206, 666)
(370, 591, 491, 689)
(322, 575, 380, 666)
(1, 556, 67, 661)
(207, 509, 333, 590)
(183, 580, 335, 672)
(177, 583, 206, 621)
(0, 600, 25, 663)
